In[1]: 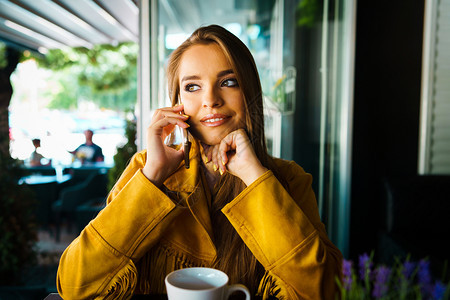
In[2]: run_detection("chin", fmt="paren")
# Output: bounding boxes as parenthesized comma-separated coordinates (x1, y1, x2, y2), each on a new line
(192, 125, 241, 145)
(195, 132, 228, 146)
(203, 138, 223, 146)
(196, 134, 223, 146)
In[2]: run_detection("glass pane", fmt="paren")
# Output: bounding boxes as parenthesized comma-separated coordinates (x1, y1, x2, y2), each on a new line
(291, 0, 355, 255)
(148, 0, 356, 255)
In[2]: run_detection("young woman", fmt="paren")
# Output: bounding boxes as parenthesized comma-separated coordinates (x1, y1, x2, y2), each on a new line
(57, 24, 342, 300)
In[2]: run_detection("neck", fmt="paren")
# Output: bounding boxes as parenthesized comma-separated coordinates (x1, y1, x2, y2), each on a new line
(198, 142, 220, 191)
(201, 160, 220, 192)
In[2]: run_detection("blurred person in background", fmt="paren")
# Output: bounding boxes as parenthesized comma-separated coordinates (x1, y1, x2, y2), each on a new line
(70, 129, 104, 164)
(29, 138, 51, 166)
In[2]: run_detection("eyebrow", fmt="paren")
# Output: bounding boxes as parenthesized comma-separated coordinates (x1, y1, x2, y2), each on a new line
(180, 75, 200, 82)
(180, 69, 235, 83)
(217, 69, 234, 78)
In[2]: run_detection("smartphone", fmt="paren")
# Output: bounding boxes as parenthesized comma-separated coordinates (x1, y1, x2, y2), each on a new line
(164, 111, 191, 169)
(180, 127, 191, 169)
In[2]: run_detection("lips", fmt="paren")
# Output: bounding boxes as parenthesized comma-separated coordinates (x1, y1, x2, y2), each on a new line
(200, 114, 230, 127)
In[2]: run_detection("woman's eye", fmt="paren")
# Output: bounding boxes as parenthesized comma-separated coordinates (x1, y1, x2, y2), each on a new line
(221, 78, 239, 87)
(185, 84, 200, 92)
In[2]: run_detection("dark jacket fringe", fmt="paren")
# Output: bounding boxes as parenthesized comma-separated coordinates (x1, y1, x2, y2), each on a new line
(258, 270, 289, 300)
(136, 244, 208, 294)
(104, 262, 137, 300)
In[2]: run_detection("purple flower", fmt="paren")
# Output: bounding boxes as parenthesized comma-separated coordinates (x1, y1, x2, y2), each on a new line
(418, 259, 433, 297)
(396, 260, 416, 294)
(401, 260, 416, 280)
(342, 259, 353, 291)
(358, 253, 373, 280)
(432, 281, 447, 300)
(372, 265, 391, 299)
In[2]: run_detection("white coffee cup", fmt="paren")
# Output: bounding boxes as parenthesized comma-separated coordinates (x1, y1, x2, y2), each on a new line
(165, 267, 251, 300)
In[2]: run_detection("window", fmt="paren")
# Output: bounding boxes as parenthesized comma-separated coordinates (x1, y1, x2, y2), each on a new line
(419, 0, 450, 174)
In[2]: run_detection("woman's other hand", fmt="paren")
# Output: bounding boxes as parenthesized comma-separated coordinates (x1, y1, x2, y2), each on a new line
(142, 105, 190, 187)
(203, 129, 268, 186)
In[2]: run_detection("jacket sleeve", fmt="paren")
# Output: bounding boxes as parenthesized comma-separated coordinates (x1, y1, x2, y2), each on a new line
(221, 161, 343, 300)
(56, 152, 183, 299)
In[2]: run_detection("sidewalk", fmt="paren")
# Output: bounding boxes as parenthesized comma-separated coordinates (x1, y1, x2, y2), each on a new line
(23, 225, 77, 293)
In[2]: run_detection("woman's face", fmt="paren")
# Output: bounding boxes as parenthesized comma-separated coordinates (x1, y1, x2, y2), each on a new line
(178, 43, 246, 145)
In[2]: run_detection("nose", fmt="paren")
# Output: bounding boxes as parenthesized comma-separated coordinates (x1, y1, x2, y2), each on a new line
(202, 86, 223, 108)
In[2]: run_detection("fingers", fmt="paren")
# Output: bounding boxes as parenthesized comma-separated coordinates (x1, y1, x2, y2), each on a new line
(218, 133, 235, 165)
(152, 106, 189, 124)
(201, 143, 223, 175)
(156, 104, 185, 114)
(211, 145, 222, 174)
(153, 115, 189, 131)
(142, 105, 190, 186)
(200, 143, 213, 164)
(152, 105, 187, 120)
(149, 106, 190, 137)
(201, 129, 252, 177)
(218, 129, 251, 175)
(201, 130, 242, 176)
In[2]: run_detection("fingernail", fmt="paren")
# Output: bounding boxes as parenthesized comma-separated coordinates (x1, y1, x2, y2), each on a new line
(219, 169, 224, 176)
(221, 159, 226, 166)
(213, 164, 218, 172)
(204, 157, 209, 163)
(182, 114, 189, 118)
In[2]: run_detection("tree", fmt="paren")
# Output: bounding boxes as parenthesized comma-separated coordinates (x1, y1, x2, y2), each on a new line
(0, 41, 138, 286)
(107, 116, 137, 191)
(0, 149, 37, 285)
(0, 43, 37, 286)
(0, 43, 21, 156)
(33, 42, 138, 111)
(2, 41, 138, 148)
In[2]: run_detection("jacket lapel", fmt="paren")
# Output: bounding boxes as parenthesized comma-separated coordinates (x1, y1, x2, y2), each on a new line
(163, 140, 216, 259)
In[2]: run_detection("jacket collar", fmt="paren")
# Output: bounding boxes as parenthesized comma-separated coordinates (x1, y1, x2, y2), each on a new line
(164, 138, 202, 194)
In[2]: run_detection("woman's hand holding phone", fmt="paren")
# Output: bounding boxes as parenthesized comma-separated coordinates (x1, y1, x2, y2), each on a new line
(142, 105, 190, 187)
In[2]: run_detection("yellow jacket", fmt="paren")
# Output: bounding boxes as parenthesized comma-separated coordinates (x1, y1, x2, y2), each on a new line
(57, 140, 342, 299)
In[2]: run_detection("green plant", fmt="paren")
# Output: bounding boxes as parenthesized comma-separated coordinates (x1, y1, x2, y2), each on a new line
(3, 41, 138, 111)
(337, 252, 450, 300)
(0, 148, 38, 285)
(296, 0, 320, 27)
(107, 116, 137, 191)
(0, 43, 7, 69)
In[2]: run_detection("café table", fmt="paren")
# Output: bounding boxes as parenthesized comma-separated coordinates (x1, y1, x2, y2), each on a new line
(45, 294, 169, 299)
(65, 161, 113, 173)
(19, 174, 72, 185)
(45, 293, 265, 299)
(63, 161, 112, 185)
(18, 174, 72, 228)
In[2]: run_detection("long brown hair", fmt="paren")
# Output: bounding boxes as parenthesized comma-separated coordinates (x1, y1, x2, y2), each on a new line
(167, 24, 282, 294)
